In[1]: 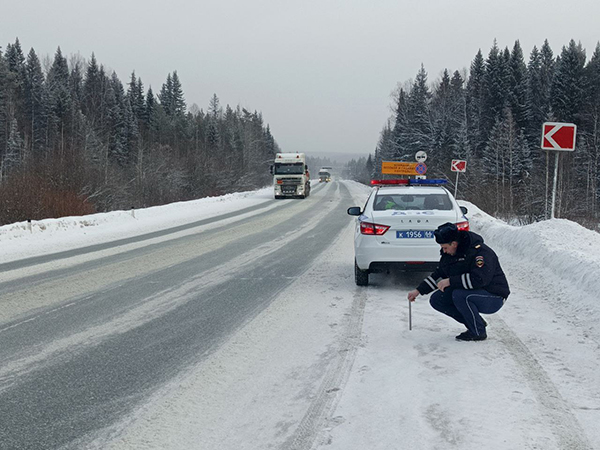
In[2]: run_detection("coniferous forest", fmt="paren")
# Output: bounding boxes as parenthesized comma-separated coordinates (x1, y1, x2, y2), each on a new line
(348, 39, 600, 227)
(0, 39, 279, 225)
(3, 38, 600, 228)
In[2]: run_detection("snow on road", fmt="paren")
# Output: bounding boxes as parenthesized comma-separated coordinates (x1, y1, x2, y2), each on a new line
(315, 197, 600, 450)
(2, 181, 600, 449)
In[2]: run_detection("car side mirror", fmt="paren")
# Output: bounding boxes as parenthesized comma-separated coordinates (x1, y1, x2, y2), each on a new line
(269, 165, 274, 175)
(460, 206, 468, 215)
(347, 206, 362, 216)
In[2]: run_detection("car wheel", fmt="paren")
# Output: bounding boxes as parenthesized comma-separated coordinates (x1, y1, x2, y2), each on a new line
(275, 195, 283, 199)
(355, 259, 369, 286)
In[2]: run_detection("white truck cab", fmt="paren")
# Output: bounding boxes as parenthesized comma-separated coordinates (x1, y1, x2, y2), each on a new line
(318, 168, 331, 182)
(270, 153, 311, 199)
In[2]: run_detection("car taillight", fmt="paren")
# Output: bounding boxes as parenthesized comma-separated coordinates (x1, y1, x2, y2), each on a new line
(456, 221, 469, 231)
(360, 221, 390, 235)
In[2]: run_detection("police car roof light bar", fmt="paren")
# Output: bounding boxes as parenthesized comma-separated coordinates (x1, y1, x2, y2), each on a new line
(370, 179, 409, 186)
(370, 179, 447, 186)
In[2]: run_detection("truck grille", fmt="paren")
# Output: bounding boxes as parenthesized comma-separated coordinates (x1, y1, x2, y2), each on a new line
(280, 178, 302, 185)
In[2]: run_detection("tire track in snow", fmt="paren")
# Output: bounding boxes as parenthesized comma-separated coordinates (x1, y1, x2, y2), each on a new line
(495, 317, 594, 450)
(282, 287, 367, 450)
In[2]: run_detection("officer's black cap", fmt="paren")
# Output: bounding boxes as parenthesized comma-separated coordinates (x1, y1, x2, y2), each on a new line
(434, 222, 459, 244)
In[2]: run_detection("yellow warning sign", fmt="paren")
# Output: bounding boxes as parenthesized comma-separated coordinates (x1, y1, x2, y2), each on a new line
(382, 161, 419, 175)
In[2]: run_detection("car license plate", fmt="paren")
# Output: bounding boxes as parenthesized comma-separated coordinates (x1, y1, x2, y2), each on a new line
(396, 230, 434, 239)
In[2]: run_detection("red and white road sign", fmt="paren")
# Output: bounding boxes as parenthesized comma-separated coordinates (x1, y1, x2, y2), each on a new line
(541, 122, 577, 151)
(451, 159, 467, 172)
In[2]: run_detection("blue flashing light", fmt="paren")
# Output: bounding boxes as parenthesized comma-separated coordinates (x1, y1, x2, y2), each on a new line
(410, 178, 447, 185)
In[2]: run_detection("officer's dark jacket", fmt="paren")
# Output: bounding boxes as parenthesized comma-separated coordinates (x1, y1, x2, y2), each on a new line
(416, 231, 510, 298)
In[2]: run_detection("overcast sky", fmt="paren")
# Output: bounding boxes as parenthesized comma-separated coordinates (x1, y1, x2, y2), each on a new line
(2, 0, 599, 157)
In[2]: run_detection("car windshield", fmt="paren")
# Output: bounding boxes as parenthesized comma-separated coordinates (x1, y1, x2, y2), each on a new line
(274, 163, 304, 175)
(373, 193, 452, 211)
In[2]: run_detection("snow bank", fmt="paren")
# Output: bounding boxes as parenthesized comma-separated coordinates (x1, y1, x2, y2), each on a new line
(462, 201, 600, 296)
(0, 187, 273, 263)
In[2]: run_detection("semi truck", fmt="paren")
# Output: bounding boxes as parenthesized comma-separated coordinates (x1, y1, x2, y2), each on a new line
(318, 168, 331, 182)
(270, 153, 311, 199)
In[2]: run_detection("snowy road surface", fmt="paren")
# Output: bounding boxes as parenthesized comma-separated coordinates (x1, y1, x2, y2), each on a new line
(1, 180, 600, 449)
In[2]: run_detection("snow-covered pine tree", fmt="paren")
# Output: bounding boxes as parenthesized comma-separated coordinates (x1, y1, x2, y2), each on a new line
(482, 108, 525, 215)
(4, 39, 25, 74)
(407, 64, 433, 157)
(508, 40, 528, 131)
(107, 72, 135, 167)
(448, 70, 472, 194)
(127, 71, 146, 124)
(466, 50, 486, 159)
(207, 93, 221, 151)
(581, 43, 600, 215)
(83, 54, 104, 126)
(144, 86, 157, 134)
(525, 45, 543, 143)
(158, 73, 173, 117)
(431, 69, 454, 164)
(391, 87, 410, 161)
(0, 48, 11, 163)
(375, 122, 395, 177)
(23, 48, 46, 158)
(483, 42, 512, 144)
(46, 47, 72, 158)
(431, 69, 468, 178)
(539, 40, 556, 120)
(551, 40, 586, 122)
(3, 118, 23, 177)
(170, 71, 186, 118)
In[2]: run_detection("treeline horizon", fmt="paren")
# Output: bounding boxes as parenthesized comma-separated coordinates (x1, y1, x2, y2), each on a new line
(0, 38, 279, 225)
(345, 38, 600, 226)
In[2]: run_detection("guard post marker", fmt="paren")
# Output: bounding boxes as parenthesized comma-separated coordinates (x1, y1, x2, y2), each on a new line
(409, 298, 412, 330)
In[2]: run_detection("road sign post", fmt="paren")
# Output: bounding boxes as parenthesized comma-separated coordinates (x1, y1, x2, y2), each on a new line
(541, 122, 577, 219)
(551, 152, 559, 219)
(450, 159, 467, 198)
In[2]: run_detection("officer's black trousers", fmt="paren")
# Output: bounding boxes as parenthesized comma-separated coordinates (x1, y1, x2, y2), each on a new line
(429, 288, 505, 336)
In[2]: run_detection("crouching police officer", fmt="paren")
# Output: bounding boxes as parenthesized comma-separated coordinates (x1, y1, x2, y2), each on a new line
(407, 222, 510, 341)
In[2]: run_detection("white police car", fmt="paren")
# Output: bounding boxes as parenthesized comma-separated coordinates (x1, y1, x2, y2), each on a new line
(347, 179, 468, 286)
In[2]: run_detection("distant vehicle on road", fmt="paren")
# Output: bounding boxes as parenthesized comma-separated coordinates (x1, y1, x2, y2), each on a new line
(347, 178, 469, 286)
(270, 153, 311, 199)
(318, 168, 331, 182)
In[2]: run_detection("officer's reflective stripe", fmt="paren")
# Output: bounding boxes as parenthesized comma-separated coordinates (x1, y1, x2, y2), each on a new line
(461, 273, 473, 289)
(424, 276, 437, 290)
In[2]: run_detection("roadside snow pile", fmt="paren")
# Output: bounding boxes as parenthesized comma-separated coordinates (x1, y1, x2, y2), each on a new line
(0, 187, 273, 263)
(462, 201, 600, 296)
(0, 210, 137, 241)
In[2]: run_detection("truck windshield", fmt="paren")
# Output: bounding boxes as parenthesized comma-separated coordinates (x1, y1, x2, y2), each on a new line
(274, 163, 304, 175)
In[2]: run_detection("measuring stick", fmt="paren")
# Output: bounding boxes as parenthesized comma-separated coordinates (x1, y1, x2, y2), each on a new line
(409, 298, 412, 330)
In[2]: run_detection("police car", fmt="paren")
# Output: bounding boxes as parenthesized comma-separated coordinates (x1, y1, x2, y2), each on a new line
(347, 179, 469, 286)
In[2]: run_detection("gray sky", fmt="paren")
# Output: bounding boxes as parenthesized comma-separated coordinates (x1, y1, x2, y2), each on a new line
(2, 0, 600, 156)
